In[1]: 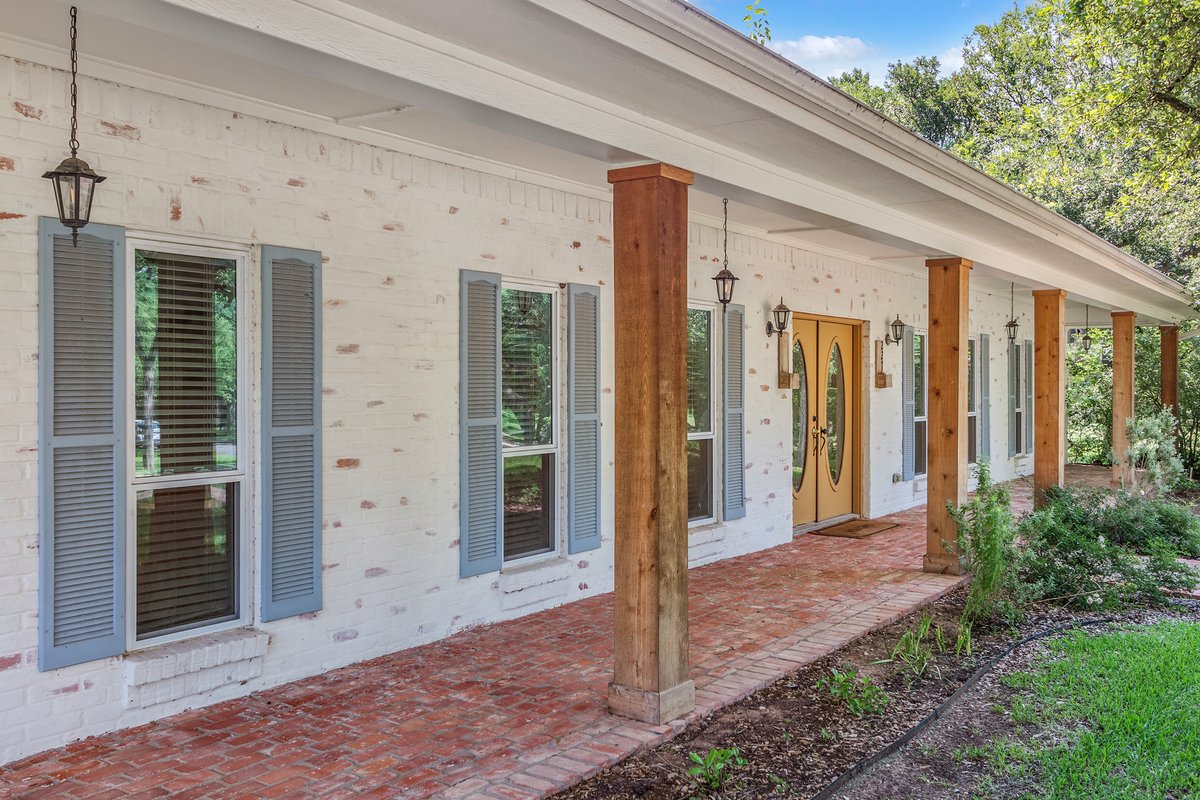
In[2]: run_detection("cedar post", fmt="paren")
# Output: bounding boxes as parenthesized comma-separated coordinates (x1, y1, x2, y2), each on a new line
(606, 163, 695, 724)
(1032, 290, 1066, 505)
(924, 257, 971, 575)
(1161, 325, 1179, 414)
(1111, 311, 1136, 486)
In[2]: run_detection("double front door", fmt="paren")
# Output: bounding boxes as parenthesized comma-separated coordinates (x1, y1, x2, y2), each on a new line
(792, 318, 857, 527)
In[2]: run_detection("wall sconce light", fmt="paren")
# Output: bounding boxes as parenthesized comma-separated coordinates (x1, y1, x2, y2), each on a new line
(1005, 282, 1020, 342)
(884, 314, 905, 345)
(711, 198, 739, 310)
(765, 297, 791, 338)
(43, 7, 105, 247)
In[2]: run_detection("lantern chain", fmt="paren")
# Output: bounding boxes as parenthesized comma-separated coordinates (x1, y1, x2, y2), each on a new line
(722, 197, 729, 269)
(69, 6, 79, 156)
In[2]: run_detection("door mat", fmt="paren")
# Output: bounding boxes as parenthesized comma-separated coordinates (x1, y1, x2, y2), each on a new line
(809, 519, 897, 539)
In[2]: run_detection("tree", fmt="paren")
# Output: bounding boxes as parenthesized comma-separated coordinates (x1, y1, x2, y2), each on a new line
(743, 0, 771, 44)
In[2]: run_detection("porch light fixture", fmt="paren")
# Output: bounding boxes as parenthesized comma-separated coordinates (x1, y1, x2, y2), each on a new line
(765, 297, 792, 338)
(1081, 305, 1093, 351)
(43, 6, 105, 246)
(885, 314, 905, 345)
(1005, 282, 1020, 343)
(711, 198, 739, 309)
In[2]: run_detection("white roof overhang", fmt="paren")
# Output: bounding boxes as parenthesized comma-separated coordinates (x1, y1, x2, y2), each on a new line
(3, 0, 1192, 323)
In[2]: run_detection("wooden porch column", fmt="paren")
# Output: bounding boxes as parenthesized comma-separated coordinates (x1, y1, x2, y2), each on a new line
(1112, 311, 1136, 486)
(606, 163, 695, 724)
(1161, 325, 1179, 414)
(924, 257, 971, 575)
(1032, 290, 1066, 505)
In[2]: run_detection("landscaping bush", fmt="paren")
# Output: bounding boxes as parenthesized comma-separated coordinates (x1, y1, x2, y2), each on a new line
(1014, 488, 1198, 610)
(1122, 407, 1186, 496)
(1096, 491, 1200, 558)
(949, 461, 1020, 647)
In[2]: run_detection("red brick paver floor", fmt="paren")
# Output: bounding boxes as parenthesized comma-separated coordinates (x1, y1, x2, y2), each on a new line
(1, 494, 997, 800)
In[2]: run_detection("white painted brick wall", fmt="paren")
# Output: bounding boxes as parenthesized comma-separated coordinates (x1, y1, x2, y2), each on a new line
(0, 53, 1030, 764)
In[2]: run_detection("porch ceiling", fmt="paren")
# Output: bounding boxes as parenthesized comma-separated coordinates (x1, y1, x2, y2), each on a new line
(4, 0, 1193, 323)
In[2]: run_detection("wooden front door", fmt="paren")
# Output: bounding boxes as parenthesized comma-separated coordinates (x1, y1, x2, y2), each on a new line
(792, 318, 858, 527)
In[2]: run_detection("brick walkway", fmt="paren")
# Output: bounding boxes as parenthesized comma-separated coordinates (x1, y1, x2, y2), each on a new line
(2, 502, 974, 800)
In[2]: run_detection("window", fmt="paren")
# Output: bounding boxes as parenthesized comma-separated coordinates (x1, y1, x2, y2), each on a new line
(1009, 339, 1033, 457)
(687, 308, 716, 522)
(130, 243, 246, 642)
(967, 338, 977, 465)
(912, 331, 928, 476)
(501, 287, 557, 561)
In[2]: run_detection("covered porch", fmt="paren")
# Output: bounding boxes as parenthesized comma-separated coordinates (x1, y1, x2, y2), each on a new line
(1, 474, 1082, 800)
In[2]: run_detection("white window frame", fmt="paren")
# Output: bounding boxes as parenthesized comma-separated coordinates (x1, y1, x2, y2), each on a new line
(913, 330, 929, 477)
(687, 302, 722, 527)
(967, 335, 981, 465)
(123, 234, 251, 649)
(499, 278, 565, 567)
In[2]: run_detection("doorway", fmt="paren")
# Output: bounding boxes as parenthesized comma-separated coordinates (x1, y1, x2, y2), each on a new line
(792, 317, 859, 528)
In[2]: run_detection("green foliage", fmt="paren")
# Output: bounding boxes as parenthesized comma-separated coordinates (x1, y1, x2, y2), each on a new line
(1091, 489, 1200, 557)
(818, 667, 890, 717)
(1123, 407, 1186, 495)
(686, 746, 746, 790)
(883, 611, 946, 679)
(949, 462, 1020, 646)
(1014, 487, 1199, 609)
(742, 0, 770, 44)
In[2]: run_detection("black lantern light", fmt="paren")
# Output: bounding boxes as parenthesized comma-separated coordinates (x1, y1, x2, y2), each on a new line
(43, 7, 105, 246)
(766, 297, 791, 338)
(711, 198, 739, 309)
(1005, 282, 1020, 342)
(1081, 305, 1093, 351)
(885, 314, 905, 345)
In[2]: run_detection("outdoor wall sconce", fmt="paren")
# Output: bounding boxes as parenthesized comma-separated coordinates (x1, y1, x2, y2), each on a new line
(1081, 305, 1093, 351)
(1005, 282, 1020, 342)
(884, 314, 905, 345)
(43, 7, 105, 246)
(765, 297, 792, 338)
(711, 198, 739, 310)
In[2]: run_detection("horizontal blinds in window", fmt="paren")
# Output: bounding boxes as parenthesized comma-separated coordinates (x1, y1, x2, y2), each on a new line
(500, 290, 553, 448)
(687, 309, 712, 434)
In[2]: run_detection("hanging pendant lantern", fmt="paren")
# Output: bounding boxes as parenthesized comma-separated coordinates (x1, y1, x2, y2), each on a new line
(711, 197, 739, 309)
(1081, 305, 1093, 351)
(1005, 282, 1020, 342)
(43, 7, 105, 247)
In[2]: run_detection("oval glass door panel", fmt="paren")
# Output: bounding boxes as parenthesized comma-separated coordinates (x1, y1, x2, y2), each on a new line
(792, 340, 807, 491)
(826, 342, 845, 484)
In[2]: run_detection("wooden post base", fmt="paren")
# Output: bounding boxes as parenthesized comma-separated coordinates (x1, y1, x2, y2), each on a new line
(608, 679, 696, 725)
(923, 552, 964, 576)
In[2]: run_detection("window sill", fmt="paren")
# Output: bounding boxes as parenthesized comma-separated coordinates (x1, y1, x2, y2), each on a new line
(498, 556, 570, 610)
(122, 628, 269, 709)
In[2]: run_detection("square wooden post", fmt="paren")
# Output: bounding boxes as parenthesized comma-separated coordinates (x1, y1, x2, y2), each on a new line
(606, 163, 696, 724)
(1032, 290, 1066, 505)
(924, 257, 971, 575)
(1112, 311, 1136, 486)
(1161, 325, 1179, 414)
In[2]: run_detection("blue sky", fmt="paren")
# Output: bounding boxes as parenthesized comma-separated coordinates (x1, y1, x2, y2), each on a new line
(700, 1, 1026, 81)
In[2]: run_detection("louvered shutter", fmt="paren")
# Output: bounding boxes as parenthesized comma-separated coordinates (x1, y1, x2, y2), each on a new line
(38, 218, 127, 670)
(1008, 341, 1019, 457)
(1023, 339, 1034, 455)
(901, 325, 916, 481)
(722, 304, 746, 520)
(979, 334, 991, 460)
(459, 271, 503, 577)
(568, 285, 601, 554)
(261, 246, 322, 621)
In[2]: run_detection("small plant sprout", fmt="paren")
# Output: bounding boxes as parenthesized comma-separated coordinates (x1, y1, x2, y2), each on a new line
(818, 667, 891, 717)
(686, 747, 747, 791)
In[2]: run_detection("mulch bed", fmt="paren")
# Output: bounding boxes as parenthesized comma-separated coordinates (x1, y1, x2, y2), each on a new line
(552, 589, 1107, 800)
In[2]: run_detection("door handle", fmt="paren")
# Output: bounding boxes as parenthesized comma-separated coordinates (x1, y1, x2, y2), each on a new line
(817, 427, 828, 456)
(811, 423, 821, 457)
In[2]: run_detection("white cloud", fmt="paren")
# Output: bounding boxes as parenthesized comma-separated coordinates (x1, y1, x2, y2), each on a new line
(938, 45, 965, 74)
(771, 35, 872, 64)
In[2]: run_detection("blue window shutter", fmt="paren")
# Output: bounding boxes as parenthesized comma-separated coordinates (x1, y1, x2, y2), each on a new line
(261, 245, 323, 621)
(979, 334, 991, 461)
(1023, 338, 1034, 455)
(567, 284, 601, 554)
(722, 304, 747, 520)
(901, 325, 916, 481)
(38, 218, 127, 670)
(1008, 341, 1019, 458)
(460, 270, 503, 576)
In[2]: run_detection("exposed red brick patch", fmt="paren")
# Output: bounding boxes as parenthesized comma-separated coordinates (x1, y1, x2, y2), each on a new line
(0, 212, 26, 220)
(17, 446, 37, 453)
(364, 567, 387, 578)
(760, 418, 771, 425)
(286, 178, 306, 188)
(0, 654, 20, 671)
(500, 217, 509, 225)
(366, 400, 384, 408)
(767, 492, 777, 499)
(316, 211, 331, 221)
(322, 388, 336, 396)
(569, 241, 581, 249)
(363, 188, 376, 200)
(382, 223, 403, 232)
(480, 253, 496, 260)
(332, 630, 358, 642)
(700, 255, 709, 261)
(99, 120, 140, 141)
(412, 413, 428, 422)
(576, 560, 589, 569)
(448, 206, 459, 214)
(399, 497, 410, 506)
(382, 276, 394, 286)
(335, 458, 360, 469)
(596, 235, 612, 245)
(299, 611, 319, 620)
(579, 583, 589, 591)
(12, 101, 42, 119)
(325, 299, 345, 308)
(319, 143, 327, 156)
(0, 157, 14, 171)
(360, 500, 377, 510)
(191, 176, 210, 185)
(449, 538, 459, 549)
(761, 384, 771, 392)
(169, 196, 182, 221)
(748, 367, 758, 375)
(336, 344, 359, 355)
(320, 563, 339, 572)
(754, 273, 764, 280)
(52, 683, 80, 695)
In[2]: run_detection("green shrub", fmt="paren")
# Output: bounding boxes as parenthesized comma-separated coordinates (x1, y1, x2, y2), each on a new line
(949, 461, 1020, 645)
(686, 747, 746, 791)
(1097, 491, 1200, 558)
(1123, 408, 1186, 496)
(818, 667, 890, 717)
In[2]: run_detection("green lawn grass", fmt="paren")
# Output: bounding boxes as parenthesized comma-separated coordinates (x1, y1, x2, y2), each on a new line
(1009, 622, 1200, 799)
